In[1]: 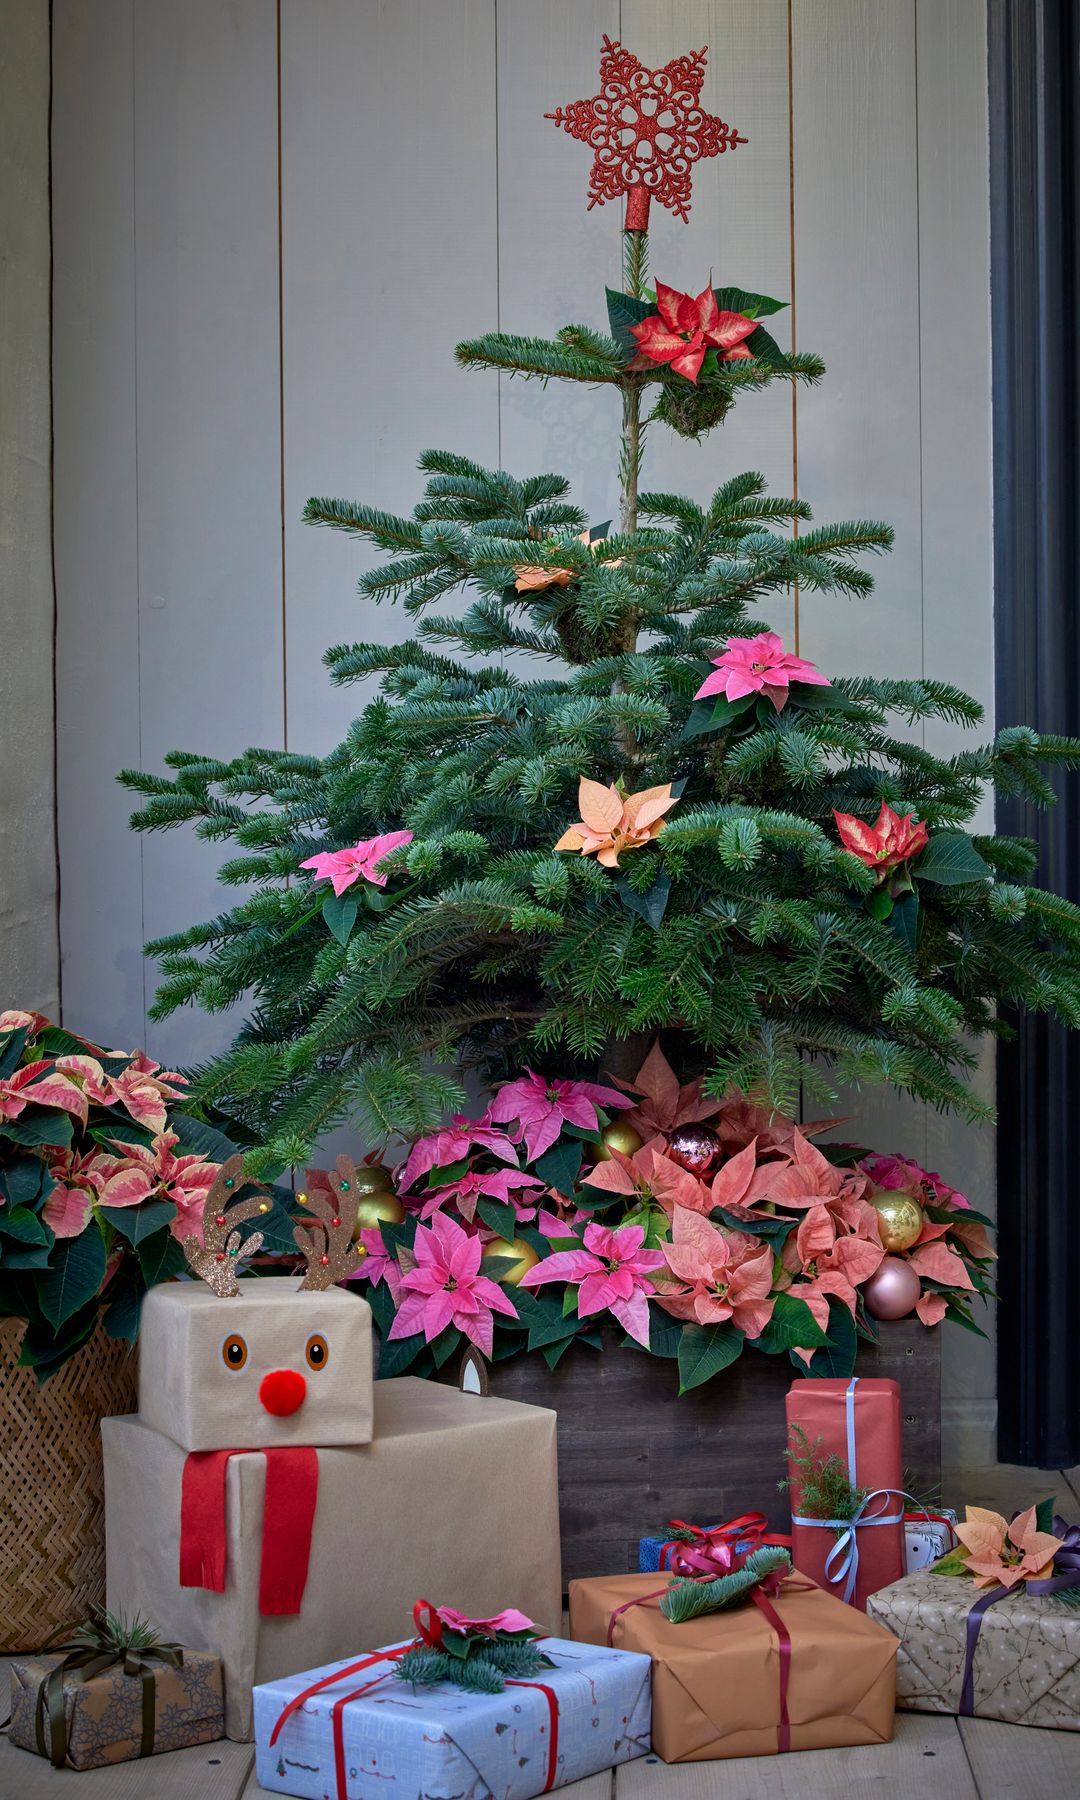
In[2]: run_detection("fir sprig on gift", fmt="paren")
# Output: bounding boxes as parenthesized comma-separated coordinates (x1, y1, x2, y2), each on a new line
(396, 1639, 554, 1693)
(661, 1546, 792, 1622)
(779, 1424, 868, 1523)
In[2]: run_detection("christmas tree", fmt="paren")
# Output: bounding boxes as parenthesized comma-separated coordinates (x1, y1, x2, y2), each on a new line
(121, 39, 1080, 1172)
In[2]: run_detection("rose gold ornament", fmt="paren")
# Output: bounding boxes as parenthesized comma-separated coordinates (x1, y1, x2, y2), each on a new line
(868, 1186, 925, 1253)
(595, 1120, 645, 1162)
(666, 1122, 723, 1177)
(862, 1255, 921, 1320)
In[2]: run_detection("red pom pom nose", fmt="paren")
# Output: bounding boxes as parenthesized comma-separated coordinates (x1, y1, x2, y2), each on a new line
(259, 1369, 307, 1416)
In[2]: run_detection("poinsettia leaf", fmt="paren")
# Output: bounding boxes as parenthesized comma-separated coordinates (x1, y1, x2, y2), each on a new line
(0, 1205, 50, 1246)
(19, 1297, 100, 1376)
(429, 1324, 462, 1370)
(710, 1206, 795, 1250)
(136, 1228, 186, 1288)
(0, 1026, 29, 1077)
(616, 870, 670, 932)
(101, 1199, 177, 1246)
(1, 1110, 74, 1149)
(166, 1112, 242, 1163)
(888, 890, 920, 956)
(321, 893, 359, 946)
(425, 1158, 471, 1188)
(866, 888, 894, 922)
(646, 1313, 683, 1359)
(541, 1335, 577, 1369)
(743, 323, 788, 369)
(677, 1321, 744, 1392)
(0, 1153, 52, 1211)
(561, 1286, 579, 1318)
(756, 1292, 830, 1354)
(606, 287, 654, 357)
(38, 1228, 107, 1329)
(477, 1255, 518, 1278)
(374, 1326, 424, 1379)
(1035, 1496, 1058, 1533)
(1, 1240, 54, 1269)
(803, 1297, 859, 1377)
(378, 1214, 417, 1259)
(476, 1198, 518, 1239)
(943, 1300, 989, 1338)
(914, 830, 992, 886)
(713, 285, 787, 319)
(103, 1275, 145, 1345)
(91, 1117, 153, 1149)
(534, 1137, 582, 1197)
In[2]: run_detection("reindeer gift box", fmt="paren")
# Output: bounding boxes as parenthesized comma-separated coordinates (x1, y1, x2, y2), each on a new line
(103, 1157, 563, 1740)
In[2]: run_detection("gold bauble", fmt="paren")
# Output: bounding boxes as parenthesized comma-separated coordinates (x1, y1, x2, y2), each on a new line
(479, 1236, 541, 1286)
(351, 1190, 406, 1239)
(354, 1163, 395, 1196)
(594, 1121, 645, 1162)
(868, 1186, 925, 1253)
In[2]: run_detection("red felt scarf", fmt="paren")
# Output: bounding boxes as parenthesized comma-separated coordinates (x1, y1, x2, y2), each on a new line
(180, 1446, 319, 1615)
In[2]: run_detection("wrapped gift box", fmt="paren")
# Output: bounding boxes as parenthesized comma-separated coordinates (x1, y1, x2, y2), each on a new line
(639, 1520, 784, 1574)
(104, 1378, 562, 1740)
(8, 1649, 223, 1770)
(569, 1571, 897, 1761)
(786, 1376, 904, 1610)
(137, 1275, 374, 1451)
(869, 1570, 1080, 1730)
(904, 1509, 958, 1573)
(253, 1636, 651, 1800)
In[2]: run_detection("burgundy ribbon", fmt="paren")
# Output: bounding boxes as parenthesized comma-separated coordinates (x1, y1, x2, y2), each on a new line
(657, 1513, 791, 1578)
(958, 1514, 1080, 1715)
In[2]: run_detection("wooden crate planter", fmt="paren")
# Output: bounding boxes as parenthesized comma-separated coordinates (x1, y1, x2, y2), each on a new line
(439, 1321, 939, 1584)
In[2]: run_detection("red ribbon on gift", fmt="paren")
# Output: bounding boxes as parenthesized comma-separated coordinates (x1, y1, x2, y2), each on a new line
(269, 1599, 560, 1799)
(658, 1513, 791, 1577)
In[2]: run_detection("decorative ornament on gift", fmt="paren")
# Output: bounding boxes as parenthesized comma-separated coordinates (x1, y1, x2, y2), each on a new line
(665, 1121, 723, 1177)
(641, 1512, 791, 1576)
(868, 1186, 925, 1252)
(546, 36, 745, 229)
(862, 1253, 922, 1319)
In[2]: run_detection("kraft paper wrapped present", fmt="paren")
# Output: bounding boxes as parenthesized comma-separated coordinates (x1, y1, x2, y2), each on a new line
(138, 1275, 374, 1451)
(8, 1642, 223, 1770)
(786, 1375, 905, 1610)
(869, 1567, 1080, 1730)
(569, 1568, 897, 1762)
(104, 1377, 562, 1740)
(253, 1636, 652, 1800)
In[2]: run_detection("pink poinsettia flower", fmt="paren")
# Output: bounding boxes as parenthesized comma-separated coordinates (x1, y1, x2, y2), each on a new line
(536, 1201, 590, 1237)
(300, 830, 414, 897)
(388, 1212, 518, 1357)
(399, 1111, 519, 1194)
(657, 1206, 775, 1338)
(0, 1009, 51, 1037)
(418, 1166, 545, 1225)
(489, 1069, 633, 1162)
(519, 1220, 665, 1347)
(97, 1132, 222, 1241)
(103, 1052, 188, 1133)
(0, 1057, 91, 1125)
(435, 1606, 536, 1638)
(694, 632, 830, 712)
(42, 1146, 122, 1238)
(833, 801, 928, 880)
(860, 1151, 971, 1212)
(954, 1506, 1062, 1591)
(627, 282, 757, 383)
(348, 1226, 404, 1302)
(608, 1040, 722, 1137)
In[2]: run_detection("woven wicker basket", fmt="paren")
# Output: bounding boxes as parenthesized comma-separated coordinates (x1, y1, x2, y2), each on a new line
(0, 1317, 138, 1650)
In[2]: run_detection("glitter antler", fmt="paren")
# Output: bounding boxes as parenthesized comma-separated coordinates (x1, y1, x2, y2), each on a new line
(182, 1154, 271, 1296)
(295, 1155, 362, 1291)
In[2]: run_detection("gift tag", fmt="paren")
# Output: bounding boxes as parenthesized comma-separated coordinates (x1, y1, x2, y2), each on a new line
(903, 1509, 958, 1572)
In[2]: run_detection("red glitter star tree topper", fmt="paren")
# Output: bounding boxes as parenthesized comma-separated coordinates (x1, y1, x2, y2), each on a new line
(546, 37, 746, 230)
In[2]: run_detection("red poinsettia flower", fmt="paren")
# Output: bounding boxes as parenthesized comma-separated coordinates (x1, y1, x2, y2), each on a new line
(833, 800, 929, 881)
(628, 282, 757, 383)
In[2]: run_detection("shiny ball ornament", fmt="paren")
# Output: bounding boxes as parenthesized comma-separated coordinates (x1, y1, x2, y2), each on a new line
(351, 1190, 406, 1240)
(666, 1122, 724, 1178)
(862, 1255, 922, 1320)
(480, 1236, 541, 1287)
(354, 1162, 395, 1197)
(868, 1186, 925, 1253)
(594, 1121, 645, 1162)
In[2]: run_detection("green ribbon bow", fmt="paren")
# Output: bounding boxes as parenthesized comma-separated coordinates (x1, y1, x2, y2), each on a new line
(33, 1607, 184, 1768)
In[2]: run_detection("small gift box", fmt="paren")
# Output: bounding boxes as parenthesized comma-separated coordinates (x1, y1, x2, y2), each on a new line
(253, 1602, 651, 1799)
(869, 1505, 1080, 1730)
(786, 1375, 906, 1609)
(904, 1507, 958, 1572)
(7, 1609, 224, 1770)
(638, 1513, 789, 1575)
(570, 1548, 897, 1762)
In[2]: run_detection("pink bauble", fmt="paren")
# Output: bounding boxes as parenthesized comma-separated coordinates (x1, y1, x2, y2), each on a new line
(862, 1255, 921, 1320)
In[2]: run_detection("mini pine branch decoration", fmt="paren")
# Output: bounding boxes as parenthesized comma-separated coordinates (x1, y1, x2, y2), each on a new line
(660, 1546, 793, 1622)
(780, 1424, 868, 1523)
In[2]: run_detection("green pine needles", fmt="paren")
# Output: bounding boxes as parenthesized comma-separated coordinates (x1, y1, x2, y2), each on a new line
(395, 1639, 553, 1694)
(119, 250, 1080, 1167)
(660, 1546, 793, 1622)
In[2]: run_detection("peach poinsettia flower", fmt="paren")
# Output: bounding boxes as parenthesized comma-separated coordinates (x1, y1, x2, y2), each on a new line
(513, 527, 622, 593)
(555, 777, 678, 868)
(834, 800, 928, 881)
(583, 1133, 711, 1215)
(656, 1205, 775, 1338)
(954, 1506, 1062, 1590)
(608, 1040, 723, 1137)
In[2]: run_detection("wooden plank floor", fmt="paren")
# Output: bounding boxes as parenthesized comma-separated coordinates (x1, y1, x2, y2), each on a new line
(4, 1463, 1079, 1799)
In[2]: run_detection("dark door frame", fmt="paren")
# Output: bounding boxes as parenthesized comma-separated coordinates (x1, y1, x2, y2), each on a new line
(990, 0, 1080, 1466)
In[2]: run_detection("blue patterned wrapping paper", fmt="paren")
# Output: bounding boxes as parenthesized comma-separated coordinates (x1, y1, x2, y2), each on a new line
(253, 1635, 652, 1800)
(639, 1527, 758, 1573)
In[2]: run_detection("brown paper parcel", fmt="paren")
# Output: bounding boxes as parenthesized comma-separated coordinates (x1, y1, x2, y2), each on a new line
(104, 1377, 562, 1740)
(869, 1569, 1080, 1730)
(569, 1572, 897, 1762)
(8, 1650, 224, 1769)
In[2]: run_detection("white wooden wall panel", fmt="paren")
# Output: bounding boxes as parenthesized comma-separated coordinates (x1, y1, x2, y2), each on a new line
(52, 0, 993, 1443)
